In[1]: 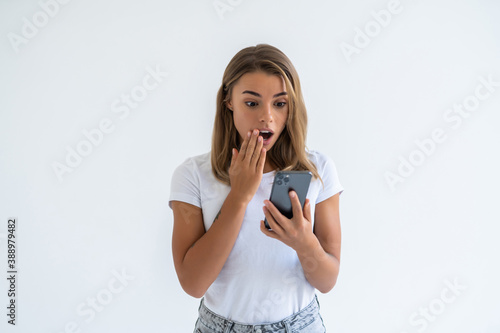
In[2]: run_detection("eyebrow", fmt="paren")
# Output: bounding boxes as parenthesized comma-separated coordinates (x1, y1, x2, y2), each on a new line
(241, 90, 287, 98)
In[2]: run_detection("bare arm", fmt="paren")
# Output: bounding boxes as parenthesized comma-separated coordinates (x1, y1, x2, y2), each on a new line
(296, 193, 341, 293)
(171, 191, 248, 298)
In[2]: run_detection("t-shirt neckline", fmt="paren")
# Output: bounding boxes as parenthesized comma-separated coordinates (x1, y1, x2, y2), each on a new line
(263, 170, 276, 177)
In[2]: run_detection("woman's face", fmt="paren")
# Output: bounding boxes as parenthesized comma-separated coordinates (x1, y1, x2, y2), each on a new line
(226, 71, 289, 151)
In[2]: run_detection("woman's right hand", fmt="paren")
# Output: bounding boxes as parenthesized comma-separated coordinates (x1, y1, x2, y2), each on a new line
(229, 129, 267, 205)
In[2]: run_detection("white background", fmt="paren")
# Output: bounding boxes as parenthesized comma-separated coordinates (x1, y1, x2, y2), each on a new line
(1, 0, 500, 332)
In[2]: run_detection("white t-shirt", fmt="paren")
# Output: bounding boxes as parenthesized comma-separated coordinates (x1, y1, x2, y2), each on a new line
(168, 149, 344, 324)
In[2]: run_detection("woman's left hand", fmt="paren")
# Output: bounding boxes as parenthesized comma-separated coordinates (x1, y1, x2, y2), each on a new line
(260, 191, 315, 253)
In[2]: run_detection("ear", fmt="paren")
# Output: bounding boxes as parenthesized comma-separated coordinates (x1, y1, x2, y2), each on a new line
(226, 100, 233, 111)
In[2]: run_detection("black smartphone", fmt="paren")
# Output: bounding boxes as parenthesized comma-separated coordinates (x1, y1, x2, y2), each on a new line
(264, 171, 312, 229)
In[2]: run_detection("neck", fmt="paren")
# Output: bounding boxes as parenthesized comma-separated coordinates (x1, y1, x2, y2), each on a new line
(263, 161, 275, 174)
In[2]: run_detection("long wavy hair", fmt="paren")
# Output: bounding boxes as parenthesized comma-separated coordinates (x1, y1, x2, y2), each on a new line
(211, 44, 324, 189)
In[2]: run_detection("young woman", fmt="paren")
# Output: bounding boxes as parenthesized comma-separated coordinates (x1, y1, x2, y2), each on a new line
(169, 44, 344, 332)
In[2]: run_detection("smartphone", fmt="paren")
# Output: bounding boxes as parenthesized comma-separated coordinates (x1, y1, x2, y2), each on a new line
(264, 171, 312, 230)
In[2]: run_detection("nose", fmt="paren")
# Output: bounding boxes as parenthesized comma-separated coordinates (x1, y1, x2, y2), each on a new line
(260, 103, 273, 122)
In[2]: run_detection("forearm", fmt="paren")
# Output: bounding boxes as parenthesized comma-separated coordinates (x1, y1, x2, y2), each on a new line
(179, 191, 248, 297)
(296, 236, 340, 294)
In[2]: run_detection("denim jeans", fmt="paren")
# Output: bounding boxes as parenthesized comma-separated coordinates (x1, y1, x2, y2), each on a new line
(193, 294, 326, 333)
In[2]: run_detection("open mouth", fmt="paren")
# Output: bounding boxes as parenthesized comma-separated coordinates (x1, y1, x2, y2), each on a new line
(259, 131, 273, 140)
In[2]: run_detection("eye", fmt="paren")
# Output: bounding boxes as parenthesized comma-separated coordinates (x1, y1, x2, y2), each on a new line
(245, 101, 257, 107)
(275, 101, 287, 108)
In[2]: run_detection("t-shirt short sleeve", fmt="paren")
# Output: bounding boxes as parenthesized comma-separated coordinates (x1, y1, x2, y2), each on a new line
(168, 158, 201, 210)
(315, 152, 344, 204)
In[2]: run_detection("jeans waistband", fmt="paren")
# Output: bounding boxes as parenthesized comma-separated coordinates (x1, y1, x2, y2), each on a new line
(197, 294, 321, 333)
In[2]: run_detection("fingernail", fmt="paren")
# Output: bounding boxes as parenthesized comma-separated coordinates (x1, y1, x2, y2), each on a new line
(290, 191, 296, 198)
(253, 129, 259, 136)
(247, 131, 251, 137)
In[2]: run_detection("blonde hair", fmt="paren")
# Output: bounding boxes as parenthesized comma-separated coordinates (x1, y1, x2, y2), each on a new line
(211, 44, 324, 189)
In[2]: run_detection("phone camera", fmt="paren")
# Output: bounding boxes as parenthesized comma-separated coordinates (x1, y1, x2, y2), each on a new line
(277, 180, 283, 185)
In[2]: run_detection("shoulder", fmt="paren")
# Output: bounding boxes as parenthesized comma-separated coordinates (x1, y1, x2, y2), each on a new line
(173, 151, 211, 172)
(306, 148, 342, 185)
(306, 148, 344, 197)
(171, 151, 212, 182)
(306, 148, 336, 169)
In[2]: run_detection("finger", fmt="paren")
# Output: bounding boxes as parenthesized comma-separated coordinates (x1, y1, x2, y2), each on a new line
(260, 220, 279, 239)
(250, 135, 264, 166)
(229, 148, 240, 176)
(231, 147, 237, 161)
(263, 202, 284, 233)
(244, 129, 259, 162)
(303, 199, 312, 224)
(238, 131, 251, 158)
(289, 191, 302, 222)
(257, 147, 266, 173)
